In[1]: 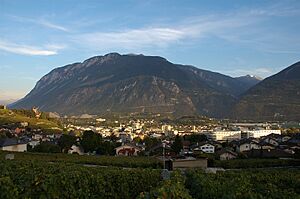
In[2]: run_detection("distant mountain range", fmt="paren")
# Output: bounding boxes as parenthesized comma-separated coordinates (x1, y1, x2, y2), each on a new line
(0, 99, 18, 106)
(234, 75, 262, 91)
(10, 53, 299, 120)
(232, 61, 300, 121)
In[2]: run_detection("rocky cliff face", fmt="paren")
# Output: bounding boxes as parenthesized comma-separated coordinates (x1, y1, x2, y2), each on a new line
(12, 53, 282, 118)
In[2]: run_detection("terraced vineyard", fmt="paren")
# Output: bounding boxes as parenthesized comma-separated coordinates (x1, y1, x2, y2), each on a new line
(0, 109, 62, 133)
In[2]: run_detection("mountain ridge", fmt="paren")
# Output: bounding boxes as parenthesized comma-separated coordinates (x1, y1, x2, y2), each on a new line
(232, 61, 300, 121)
(11, 53, 300, 120)
(11, 53, 253, 117)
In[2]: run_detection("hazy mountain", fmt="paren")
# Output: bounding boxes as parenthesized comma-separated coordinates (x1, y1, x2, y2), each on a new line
(235, 75, 262, 91)
(232, 61, 300, 121)
(11, 53, 254, 118)
(0, 99, 18, 106)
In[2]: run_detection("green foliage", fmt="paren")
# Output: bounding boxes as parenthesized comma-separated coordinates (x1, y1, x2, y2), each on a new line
(97, 141, 120, 155)
(213, 159, 300, 169)
(0, 160, 161, 199)
(171, 135, 183, 154)
(138, 171, 192, 199)
(0, 151, 163, 169)
(30, 142, 61, 153)
(58, 134, 77, 152)
(184, 133, 207, 144)
(0, 177, 18, 199)
(80, 130, 102, 153)
(185, 169, 300, 199)
(144, 136, 161, 151)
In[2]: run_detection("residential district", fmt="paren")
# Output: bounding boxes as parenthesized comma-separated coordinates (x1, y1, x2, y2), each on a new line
(0, 106, 300, 170)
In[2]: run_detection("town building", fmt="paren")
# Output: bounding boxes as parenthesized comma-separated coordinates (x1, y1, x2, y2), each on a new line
(244, 130, 281, 138)
(115, 144, 142, 156)
(210, 131, 241, 141)
(217, 149, 238, 160)
(0, 138, 27, 152)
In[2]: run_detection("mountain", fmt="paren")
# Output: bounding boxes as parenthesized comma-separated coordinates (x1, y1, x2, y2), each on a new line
(235, 75, 261, 91)
(11, 53, 254, 118)
(232, 61, 300, 121)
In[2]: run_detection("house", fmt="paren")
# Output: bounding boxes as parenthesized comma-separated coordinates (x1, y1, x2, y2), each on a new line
(0, 138, 27, 152)
(259, 142, 275, 150)
(0, 105, 6, 109)
(262, 137, 279, 146)
(281, 136, 291, 142)
(182, 140, 192, 155)
(217, 149, 238, 160)
(238, 139, 260, 152)
(115, 144, 142, 156)
(28, 140, 40, 148)
(68, 145, 84, 155)
(192, 143, 215, 153)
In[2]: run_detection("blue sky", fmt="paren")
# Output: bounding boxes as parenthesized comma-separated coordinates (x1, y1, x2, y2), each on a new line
(0, 0, 300, 100)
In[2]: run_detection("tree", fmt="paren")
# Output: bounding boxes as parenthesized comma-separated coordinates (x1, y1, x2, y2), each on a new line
(171, 135, 183, 155)
(80, 130, 102, 153)
(58, 134, 77, 152)
(97, 141, 120, 155)
(185, 134, 207, 144)
(31, 142, 61, 153)
(144, 136, 160, 151)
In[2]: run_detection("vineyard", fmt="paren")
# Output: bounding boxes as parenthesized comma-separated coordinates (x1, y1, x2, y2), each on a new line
(0, 152, 300, 198)
(213, 158, 300, 169)
(0, 160, 161, 199)
(185, 169, 300, 199)
(0, 151, 162, 169)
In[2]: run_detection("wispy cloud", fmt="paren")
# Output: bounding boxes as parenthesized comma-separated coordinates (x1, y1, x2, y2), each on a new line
(38, 19, 69, 32)
(9, 15, 69, 32)
(74, 28, 185, 49)
(0, 40, 59, 56)
(73, 3, 299, 52)
(72, 14, 251, 51)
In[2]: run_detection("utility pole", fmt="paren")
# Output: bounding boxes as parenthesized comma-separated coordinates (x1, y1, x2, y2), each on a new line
(163, 142, 165, 170)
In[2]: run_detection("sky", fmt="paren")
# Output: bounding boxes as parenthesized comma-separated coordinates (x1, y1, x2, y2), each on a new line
(0, 0, 300, 100)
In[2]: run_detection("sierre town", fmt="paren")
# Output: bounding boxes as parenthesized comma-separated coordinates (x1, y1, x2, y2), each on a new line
(0, 101, 299, 198)
(1, 1, 300, 199)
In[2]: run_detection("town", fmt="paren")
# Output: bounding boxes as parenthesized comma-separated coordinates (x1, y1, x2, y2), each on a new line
(1, 105, 299, 170)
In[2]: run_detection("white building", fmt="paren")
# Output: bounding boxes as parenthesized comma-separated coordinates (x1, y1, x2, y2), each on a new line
(211, 131, 241, 141)
(244, 130, 281, 138)
(199, 143, 215, 153)
(0, 138, 27, 152)
(239, 142, 260, 152)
